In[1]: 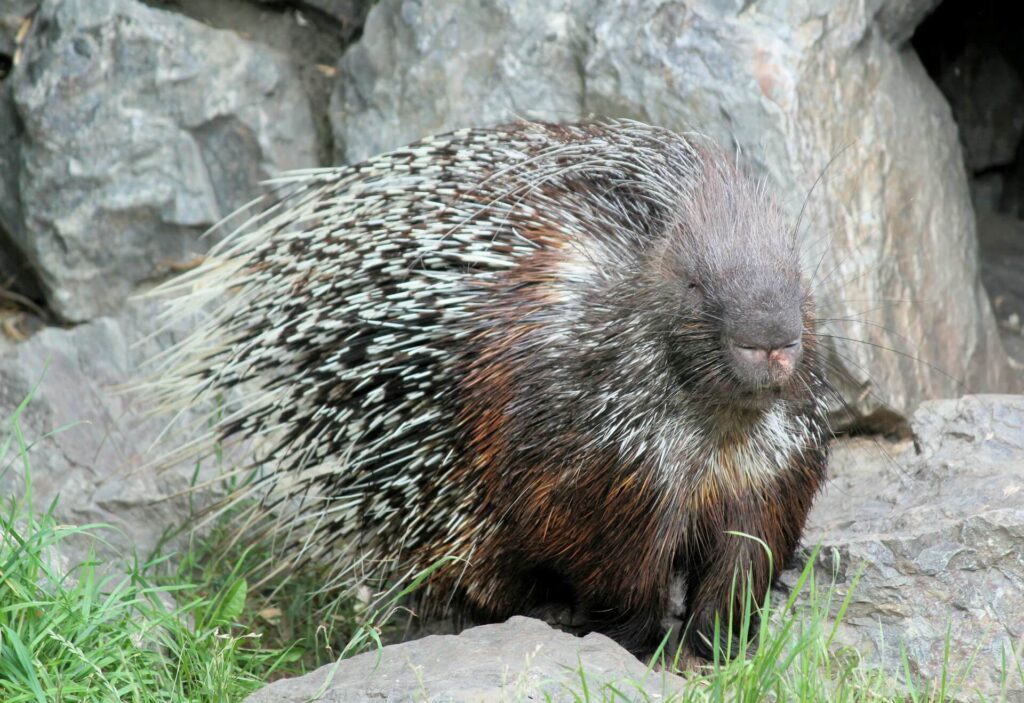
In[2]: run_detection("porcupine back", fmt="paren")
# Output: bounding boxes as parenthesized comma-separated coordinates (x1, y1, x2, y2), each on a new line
(146, 120, 831, 637)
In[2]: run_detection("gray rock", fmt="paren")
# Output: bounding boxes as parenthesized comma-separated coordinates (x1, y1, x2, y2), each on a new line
(871, 0, 942, 46)
(330, 0, 1019, 425)
(0, 300, 223, 564)
(243, 616, 686, 702)
(248, 0, 371, 36)
(799, 395, 1024, 700)
(0, 1, 34, 69)
(1000, 147, 1024, 219)
(971, 171, 1005, 215)
(937, 45, 1024, 172)
(3, 0, 317, 322)
(149, 0, 370, 164)
(0, 83, 41, 302)
(977, 211, 1024, 365)
(332, 0, 587, 165)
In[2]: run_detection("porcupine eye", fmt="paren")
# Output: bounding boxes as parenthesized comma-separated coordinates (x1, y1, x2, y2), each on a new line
(685, 275, 704, 306)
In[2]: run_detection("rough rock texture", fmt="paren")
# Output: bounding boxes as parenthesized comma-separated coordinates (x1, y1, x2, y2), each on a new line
(910, 1, 1024, 374)
(243, 616, 686, 702)
(0, 84, 41, 302)
(0, 1, 35, 54)
(2, 0, 317, 322)
(800, 395, 1024, 701)
(249, 0, 371, 33)
(332, 0, 1020, 423)
(977, 211, 1024, 364)
(146, 0, 371, 164)
(0, 301, 222, 563)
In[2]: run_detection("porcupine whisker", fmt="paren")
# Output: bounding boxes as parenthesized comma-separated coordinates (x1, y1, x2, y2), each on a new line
(811, 349, 909, 432)
(816, 315, 925, 351)
(813, 332, 966, 390)
(806, 366, 917, 483)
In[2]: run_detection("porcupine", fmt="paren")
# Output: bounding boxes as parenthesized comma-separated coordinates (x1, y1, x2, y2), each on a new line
(149, 120, 832, 658)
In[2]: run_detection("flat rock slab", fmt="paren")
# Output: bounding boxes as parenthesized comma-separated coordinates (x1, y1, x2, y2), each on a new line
(802, 394, 1024, 700)
(0, 301, 224, 565)
(243, 616, 685, 702)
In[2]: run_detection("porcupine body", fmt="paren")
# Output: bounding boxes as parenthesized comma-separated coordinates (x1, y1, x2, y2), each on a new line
(152, 120, 831, 656)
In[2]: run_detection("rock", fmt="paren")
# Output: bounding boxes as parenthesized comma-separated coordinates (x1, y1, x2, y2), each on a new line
(149, 0, 371, 164)
(798, 395, 1024, 701)
(0, 84, 43, 303)
(977, 211, 1024, 364)
(970, 171, 1006, 215)
(332, 0, 587, 165)
(0, 0, 35, 69)
(936, 45, 1024, 172)
(872, 0, 942, 46)
(243, 616, 686, 702)
(1001, 143, 1024, 218)
(0, 300, 223, 565)
(2, 0, 317, 322)
(330, 0, 1019, 425)
(248, 0, 371, 36)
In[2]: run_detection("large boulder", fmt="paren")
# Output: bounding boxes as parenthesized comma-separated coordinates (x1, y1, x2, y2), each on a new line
(1, 0, 317, 322)
(801, 394, 1024, 700)
(331, 0, 1020, 424)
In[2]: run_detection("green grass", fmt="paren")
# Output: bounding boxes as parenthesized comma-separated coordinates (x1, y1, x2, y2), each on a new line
(0, 388, 1020, 702)
(0, 392, 295, 702)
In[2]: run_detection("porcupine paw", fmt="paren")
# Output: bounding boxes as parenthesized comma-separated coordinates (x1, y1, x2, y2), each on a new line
(524, 601, 587, 631)
(685, 608, 759, 662)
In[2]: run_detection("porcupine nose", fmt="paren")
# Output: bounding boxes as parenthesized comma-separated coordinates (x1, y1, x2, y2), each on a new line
(729, 337, 803, 387)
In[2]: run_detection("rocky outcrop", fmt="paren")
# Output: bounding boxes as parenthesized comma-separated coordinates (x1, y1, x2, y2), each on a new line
(0, 301, 223, 563)
(0, 0, 1018, 417)
(1, 0, 317, 322)
(912, 0, 1024, 367)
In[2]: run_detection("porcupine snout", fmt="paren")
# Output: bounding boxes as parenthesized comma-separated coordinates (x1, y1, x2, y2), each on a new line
(723, 285, 805, 390)
(729, 335, 802, 387)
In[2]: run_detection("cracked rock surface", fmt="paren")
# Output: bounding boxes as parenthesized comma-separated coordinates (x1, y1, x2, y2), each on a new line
(798, 395, 1024, 701)
(1, 0, 316, 322)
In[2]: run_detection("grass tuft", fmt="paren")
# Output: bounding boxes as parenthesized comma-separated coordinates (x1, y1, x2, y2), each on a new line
(0, 393, 288, 702)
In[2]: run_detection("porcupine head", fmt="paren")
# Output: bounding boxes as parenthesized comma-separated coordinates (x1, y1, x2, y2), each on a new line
(658, 152, 808, 406)
(627, 153, 821, 655)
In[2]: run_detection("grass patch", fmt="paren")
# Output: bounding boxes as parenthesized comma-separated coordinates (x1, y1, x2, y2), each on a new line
(1, 388, 1020, 701)
(0, 392, 292, 702)
(149, 502, 364, 678)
